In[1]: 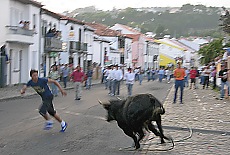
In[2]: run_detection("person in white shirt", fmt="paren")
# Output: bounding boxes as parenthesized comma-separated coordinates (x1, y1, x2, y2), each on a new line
(107, 65, 116, 96)
(114, 65, 123, 95)
(165, 68, 172, 83)
(19, 20, 24, 28)
(203, 65, 211, 89)
(124, 68, 135, 96)
(134, 67, 140, 81)
(104, 66, 109, 89)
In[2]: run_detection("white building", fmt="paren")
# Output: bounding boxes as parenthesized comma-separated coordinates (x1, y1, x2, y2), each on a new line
(84, 25, 95, 69)
(154, 38, 186, 67)
(40, 8, 63, 77)
(110, 24, 152, 69)
(0, 0, 42, 85)
(178, 38, 201, 67)
(94, 36, 111, 67)
(124, 36, 133, 68)
(85, 22, 122, 68)
(145, 38, 160, 69)
(59, 17, 87, 70)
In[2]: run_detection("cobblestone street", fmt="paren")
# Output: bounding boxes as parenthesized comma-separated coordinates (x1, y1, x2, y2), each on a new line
(142, 85, 230, 155)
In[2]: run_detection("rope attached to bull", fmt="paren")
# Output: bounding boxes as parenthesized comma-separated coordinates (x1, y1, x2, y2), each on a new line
(119, 123, 193, 152)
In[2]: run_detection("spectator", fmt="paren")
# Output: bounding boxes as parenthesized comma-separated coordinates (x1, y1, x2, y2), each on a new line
(106, 65, 114, 95)
(61, 64, 69, 88)
(103, 66, 109, 89)
(195, 67, 200, 89)
(189, 67, 197, 89)
(184, 67, 189, 87)
(203, 66, 211, 89)
(48, 65, 60, 97)
(138, 69, 144, 85)
(114, 65, 123, 95)
(124, 68, 135, 96)
(134, 67, 140, 81)
(211, 66, 217, 89)
(173, 61, 185, 104)
(165, 67, 172, 84)
(70, 66, 85, 100)
(146, 68, 151, 82)
(151, 68, 156, 81)
(158, 67, 165, 82)
(86, 67, 93, 90)
(218, 64, 229, 100)
(19, 21, 24, 28)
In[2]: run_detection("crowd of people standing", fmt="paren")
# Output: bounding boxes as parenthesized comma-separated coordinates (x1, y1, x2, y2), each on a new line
(38, 60, 229, 102)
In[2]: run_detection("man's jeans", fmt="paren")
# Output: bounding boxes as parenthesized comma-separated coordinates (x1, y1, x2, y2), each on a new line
(63, 76, 68, 88)
(159, 74, 164, 82)
(86, 77, 92, 89)
(116, 80, 121, 95)
(139, 74, 143, 85)
(184, 76, 188, 87)
(127, 83, 133, 96)
(75, 82, 82, 99)
(51, 80, 59, 96)
(220, 81, 230, 98)
(174, 80, 184, 103)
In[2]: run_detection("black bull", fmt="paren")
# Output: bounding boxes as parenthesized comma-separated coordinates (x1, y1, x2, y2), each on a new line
(99, 93, 171, 149)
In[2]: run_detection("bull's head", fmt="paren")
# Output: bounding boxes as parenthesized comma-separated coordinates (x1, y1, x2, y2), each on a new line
(98, 99, 115, 122)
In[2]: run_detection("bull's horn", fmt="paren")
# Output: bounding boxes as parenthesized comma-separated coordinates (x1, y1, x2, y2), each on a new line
(98, 99, 103, 105)
(116, 96, 122, 101)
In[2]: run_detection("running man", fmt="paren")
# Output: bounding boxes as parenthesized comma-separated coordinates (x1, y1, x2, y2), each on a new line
(20, 69, 68, 132)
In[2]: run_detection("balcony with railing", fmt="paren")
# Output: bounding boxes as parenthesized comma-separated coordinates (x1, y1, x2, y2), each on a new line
(45, 37, 62, 52)
(69, 41, 87, 53)
(5, 26, 34, 45)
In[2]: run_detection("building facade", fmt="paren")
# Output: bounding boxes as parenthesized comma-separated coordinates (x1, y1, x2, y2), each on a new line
(0, 0, 42, 85)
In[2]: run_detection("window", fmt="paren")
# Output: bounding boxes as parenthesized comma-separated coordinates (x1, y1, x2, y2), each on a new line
(85, 34, 88, 43)
(13, 50, 19, 71)
(33, 14, 36, 31)
(32, 51, 37, 69)
(42, 20, 47, 37)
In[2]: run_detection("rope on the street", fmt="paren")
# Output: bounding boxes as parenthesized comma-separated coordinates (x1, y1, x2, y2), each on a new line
(118, 135, 174, 152)
(139, 123, 193, 152)
(141, 137, 174, 152)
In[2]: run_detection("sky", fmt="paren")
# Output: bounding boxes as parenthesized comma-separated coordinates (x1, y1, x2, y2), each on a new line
(36, 0, 230, 13)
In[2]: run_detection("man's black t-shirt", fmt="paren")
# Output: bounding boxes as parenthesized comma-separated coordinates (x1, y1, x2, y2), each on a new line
(219, 69, 228, 82)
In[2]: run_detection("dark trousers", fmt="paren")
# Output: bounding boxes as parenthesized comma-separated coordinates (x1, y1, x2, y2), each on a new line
(116, 80, 121, 95)
(174, 80, 184, 103)
(63, 76, 68, 88)
(203, 76, 209, 88)
(213, 77, 216, 89)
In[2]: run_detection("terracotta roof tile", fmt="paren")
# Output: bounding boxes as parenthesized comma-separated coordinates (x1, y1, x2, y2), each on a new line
(124, 34, 141, 42)
(85, 22, 121, 37)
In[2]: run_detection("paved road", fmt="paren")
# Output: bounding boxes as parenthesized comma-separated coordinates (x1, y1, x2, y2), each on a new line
(0, 79, 174, 155)
(0, 79, 230, 154)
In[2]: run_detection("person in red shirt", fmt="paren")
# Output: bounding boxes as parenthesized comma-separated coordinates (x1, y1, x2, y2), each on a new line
(189, 66, 197, 89)
(70, 66, 85, 100)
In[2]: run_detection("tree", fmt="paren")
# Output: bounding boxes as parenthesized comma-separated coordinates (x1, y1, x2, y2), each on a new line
(198, 39, 224, 64)
(219, 7, 230, 34)
(155, 24, 166, 38)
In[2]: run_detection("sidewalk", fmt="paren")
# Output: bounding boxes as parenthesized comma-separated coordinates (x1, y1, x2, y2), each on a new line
(0, 79, 101, 101)
(144, 84, 230, 154)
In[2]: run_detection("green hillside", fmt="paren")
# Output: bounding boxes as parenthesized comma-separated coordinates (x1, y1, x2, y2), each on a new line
(69, 4, 224, 38)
